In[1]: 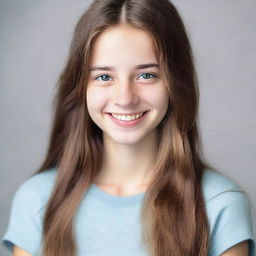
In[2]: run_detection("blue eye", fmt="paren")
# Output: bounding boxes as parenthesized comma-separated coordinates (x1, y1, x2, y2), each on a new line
(94, 73, 157, 82)
(138, 73, 156, 80)
(95, 74, 112, 81)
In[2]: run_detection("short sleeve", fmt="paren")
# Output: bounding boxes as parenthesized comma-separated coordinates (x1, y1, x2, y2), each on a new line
(207, 191, 255, 256)
(2, 180, 44, 255)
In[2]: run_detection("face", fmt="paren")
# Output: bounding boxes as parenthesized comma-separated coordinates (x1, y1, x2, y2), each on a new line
(86, 24, 169, 146)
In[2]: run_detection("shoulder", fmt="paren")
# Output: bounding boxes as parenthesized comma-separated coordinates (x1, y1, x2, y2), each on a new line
(12, 167, 57, 210)
(201, 168, 252, 224)
(201, 168, 252, 223)
(16, 167, 57, 195)
(202, 169, 255, 256)
(202, 168, 244, 202)
(2, 168, 58, 254)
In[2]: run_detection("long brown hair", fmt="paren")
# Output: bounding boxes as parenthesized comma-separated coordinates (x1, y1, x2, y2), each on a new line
(35, 0, 212, 255)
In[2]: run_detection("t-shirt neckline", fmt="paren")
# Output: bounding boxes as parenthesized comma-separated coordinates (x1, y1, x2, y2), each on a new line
(89, 183, 145, 206)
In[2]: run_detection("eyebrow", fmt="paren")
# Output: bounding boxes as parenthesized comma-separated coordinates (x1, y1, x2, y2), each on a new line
(89, 63, 159, 72)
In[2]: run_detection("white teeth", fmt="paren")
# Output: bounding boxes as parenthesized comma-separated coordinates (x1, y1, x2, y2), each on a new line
(111, 112, 144, 121)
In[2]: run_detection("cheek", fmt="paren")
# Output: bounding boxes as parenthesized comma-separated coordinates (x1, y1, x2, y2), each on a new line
(142, 86, 169, 110)
(86, 87, 107, 113)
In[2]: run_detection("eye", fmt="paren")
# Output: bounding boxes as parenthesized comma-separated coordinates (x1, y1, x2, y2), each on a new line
(95, 74, 113, 81)
(137, 73, 157, 80)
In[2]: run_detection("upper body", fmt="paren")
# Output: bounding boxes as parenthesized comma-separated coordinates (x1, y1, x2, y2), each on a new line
(2, 167, 255, 256)
(4, 1, 255, 256)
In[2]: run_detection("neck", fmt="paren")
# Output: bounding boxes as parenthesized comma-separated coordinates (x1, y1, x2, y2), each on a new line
(95, 131, 158, 192)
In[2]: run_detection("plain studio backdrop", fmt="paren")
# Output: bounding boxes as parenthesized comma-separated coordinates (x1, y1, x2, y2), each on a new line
(0, 0, 255, 255)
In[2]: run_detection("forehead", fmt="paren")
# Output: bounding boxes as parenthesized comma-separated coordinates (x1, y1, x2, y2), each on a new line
(90, 24, 158, 67)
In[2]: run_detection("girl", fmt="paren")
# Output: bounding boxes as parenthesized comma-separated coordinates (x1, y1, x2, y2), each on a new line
(2, 0, 255, 255)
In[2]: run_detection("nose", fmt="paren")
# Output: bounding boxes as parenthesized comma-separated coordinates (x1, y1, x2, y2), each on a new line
(113, 80, 139, 107)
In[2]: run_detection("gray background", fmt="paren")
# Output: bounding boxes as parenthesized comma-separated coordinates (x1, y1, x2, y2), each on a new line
(0, 0, 255, 255)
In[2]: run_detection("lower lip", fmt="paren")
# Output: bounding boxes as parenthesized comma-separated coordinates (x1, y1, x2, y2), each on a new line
(107, 112, 149, 127)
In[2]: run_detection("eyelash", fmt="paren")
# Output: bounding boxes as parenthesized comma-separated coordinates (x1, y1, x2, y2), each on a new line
(94, 72, 157, 82)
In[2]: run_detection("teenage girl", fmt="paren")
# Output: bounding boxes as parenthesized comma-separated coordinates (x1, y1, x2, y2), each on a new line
(2, 0, 255, 256)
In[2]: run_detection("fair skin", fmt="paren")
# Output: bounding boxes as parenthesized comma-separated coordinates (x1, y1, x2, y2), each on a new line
(86, 24, 169, 195)
(12, 23, 249, 256)
(13, 240, 249, 256)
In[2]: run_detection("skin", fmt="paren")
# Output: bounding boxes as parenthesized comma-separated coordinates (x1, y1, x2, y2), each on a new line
(220, 240, 249, 256)
(13, 246, 31, 256)
(86, 23, 169, 195)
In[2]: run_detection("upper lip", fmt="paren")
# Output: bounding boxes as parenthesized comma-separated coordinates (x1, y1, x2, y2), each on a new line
(106, 111, 148, 115)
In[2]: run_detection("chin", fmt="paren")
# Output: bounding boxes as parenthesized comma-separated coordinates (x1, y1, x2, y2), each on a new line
(106, 133, 146, 146)
(112, 138, 142, 146)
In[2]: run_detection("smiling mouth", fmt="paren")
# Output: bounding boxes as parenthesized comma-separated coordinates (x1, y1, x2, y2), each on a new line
(107, 111, 148, 122)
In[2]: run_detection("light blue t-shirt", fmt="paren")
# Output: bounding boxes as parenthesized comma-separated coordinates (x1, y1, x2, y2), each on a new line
(2, 168, 255, 256)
